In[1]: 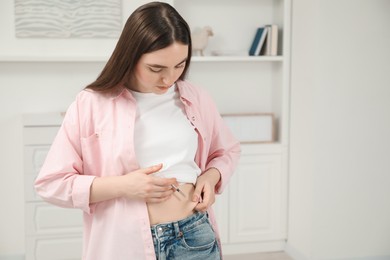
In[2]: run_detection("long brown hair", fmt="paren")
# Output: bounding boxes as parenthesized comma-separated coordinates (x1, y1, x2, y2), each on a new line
(85, 2, 192, 92)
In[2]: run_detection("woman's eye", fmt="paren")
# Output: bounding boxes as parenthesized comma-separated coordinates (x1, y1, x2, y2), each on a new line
(149, 67, 162, 73)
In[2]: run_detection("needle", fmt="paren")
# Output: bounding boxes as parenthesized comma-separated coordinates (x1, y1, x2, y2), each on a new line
(171, 184, 186, 197)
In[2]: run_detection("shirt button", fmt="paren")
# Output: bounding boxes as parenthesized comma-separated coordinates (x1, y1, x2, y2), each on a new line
(192, 116, 195, 121)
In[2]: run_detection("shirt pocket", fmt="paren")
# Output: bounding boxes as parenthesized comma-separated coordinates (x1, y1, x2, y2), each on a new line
(81, 131, 112, 176)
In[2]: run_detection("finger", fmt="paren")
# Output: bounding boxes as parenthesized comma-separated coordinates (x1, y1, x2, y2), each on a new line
(201, 187, 211, 204)
(203, 186, 215, 205)
(144, 180, 176, 195)
(141, 164, 163, 175)
(196, 193, 212, 212)
(142, 189, 172, 202)
(192, 184, 204, 202)
(146, 185, 173, 196)
(153, 177, 177, 187)
(194, 202, 207, 212)
(149, 189, 174, 199)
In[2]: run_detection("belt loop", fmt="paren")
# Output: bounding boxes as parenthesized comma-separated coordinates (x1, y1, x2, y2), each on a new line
(173, 222, 183, 238)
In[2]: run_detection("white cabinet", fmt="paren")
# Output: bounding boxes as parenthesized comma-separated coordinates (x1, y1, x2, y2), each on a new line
(230, 149, 283, 243)
(214, 144, 288, 254)
(23, 114, 83, 260)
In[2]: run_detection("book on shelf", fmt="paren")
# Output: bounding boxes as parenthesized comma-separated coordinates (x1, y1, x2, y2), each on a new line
(248, 27, 268, 56)
(264, 24, 278, 56)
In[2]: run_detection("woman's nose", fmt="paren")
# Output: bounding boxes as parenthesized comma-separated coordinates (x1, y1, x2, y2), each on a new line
(162, 77, 170, 85)
(162, 70, 176, 85)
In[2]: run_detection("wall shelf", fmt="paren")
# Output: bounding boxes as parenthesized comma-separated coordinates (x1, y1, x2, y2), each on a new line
(0, 55, 283, 63)
(192, 56, 283, 62)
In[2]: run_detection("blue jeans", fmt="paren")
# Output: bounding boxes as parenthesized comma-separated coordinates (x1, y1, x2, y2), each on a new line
(151, 212, 221, 260)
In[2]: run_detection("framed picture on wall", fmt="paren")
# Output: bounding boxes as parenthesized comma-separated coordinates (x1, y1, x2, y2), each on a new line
(14, 0, 123, 39)
(0, 1, 139, 61)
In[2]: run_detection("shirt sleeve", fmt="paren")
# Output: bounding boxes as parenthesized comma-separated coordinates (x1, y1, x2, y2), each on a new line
(34, 97, 96, 214)
(200, 89, 241, 194)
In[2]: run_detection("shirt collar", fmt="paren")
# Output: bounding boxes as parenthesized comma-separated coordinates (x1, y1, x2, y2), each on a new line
(113, 81, 194, 105)
(176, 80, 193, 105)
(111, 85, 135, 101)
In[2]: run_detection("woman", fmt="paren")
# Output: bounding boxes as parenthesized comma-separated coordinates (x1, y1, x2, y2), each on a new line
(35, 2, 240, 259)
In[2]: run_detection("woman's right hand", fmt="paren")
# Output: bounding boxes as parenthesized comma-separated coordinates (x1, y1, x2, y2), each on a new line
(119, 164, 178, 203)
(89, 164, 177, 204)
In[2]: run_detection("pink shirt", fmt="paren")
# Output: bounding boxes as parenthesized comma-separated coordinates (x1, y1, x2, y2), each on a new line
(35, 80, 241, 260)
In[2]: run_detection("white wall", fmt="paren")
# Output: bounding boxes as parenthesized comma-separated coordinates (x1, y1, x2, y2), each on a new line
(1, 0, 390, 259)
(288, 0, 390, 259)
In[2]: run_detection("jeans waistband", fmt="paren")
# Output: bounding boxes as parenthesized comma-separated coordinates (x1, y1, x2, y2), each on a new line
(150, 211, 207, 239)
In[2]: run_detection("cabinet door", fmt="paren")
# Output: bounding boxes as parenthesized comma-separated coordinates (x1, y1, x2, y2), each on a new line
(26, 202, 83, 236)
(228, 146, 284, 243)
(25, 235, 82, 260)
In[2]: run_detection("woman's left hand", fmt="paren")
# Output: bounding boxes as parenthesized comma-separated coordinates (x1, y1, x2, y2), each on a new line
(193, 168, 221, 212)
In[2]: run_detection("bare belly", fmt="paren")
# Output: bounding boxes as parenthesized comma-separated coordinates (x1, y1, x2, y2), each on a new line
(147, 183, 198, 225)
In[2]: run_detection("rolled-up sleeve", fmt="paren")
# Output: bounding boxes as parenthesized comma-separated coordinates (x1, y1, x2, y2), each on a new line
(34, 98, 96, 214)
(198, 88, 241, 194)
(206, 115, 241, 194)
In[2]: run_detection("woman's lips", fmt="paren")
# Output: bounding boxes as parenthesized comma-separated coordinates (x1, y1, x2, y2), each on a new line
(157, 86, 169, 91)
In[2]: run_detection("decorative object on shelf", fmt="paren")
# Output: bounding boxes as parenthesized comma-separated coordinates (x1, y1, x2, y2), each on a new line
(191, 26, 214, 56)
(222, 113, 276, 143)
(264, 24, 278, 56)
(248, 24, 279, 56)
(14, 0, 122, 38)
(249, 27, 268, 56)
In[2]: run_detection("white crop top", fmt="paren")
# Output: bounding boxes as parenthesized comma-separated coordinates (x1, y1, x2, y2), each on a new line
(130, 85, 201, 184)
